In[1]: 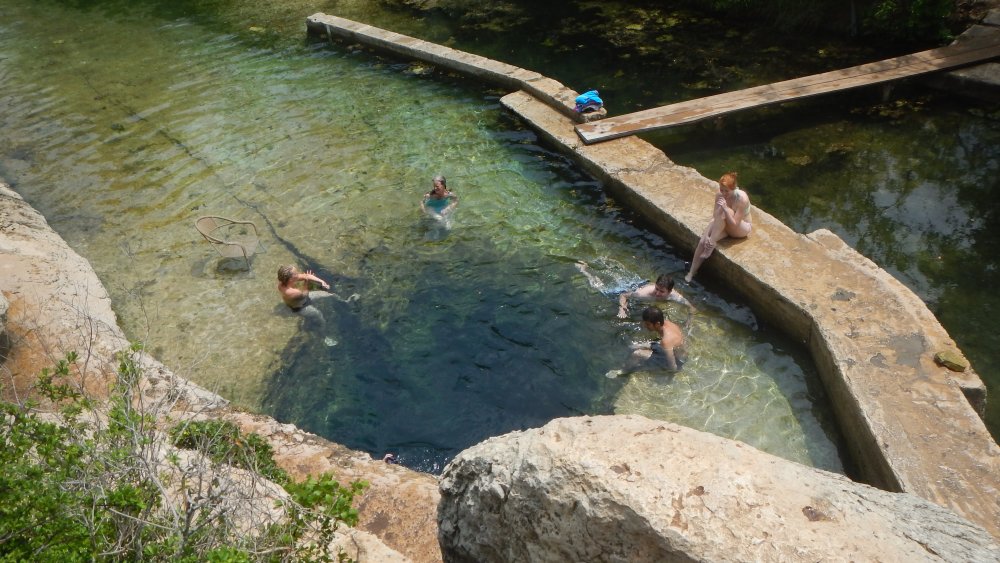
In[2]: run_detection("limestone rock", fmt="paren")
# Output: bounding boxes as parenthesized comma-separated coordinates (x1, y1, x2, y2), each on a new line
(0, 291, 8, 361)
(439, 415, 1000, 563)
(935, 349, 970, 372)
(331, 527, 410, 562)
(231, 411, 442, 563)
(0, 180, 426, 562)
(576, 107, 607, 123)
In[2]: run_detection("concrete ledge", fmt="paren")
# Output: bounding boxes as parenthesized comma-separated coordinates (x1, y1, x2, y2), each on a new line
(306, 13, 1000, 538)
(307, 13, 581, 122)
(927, 17, 1000, 101)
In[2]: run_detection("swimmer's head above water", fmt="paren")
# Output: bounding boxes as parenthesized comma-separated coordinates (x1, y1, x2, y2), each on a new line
(277, 264, 296, 286)
(430, 174, 447, 195)
(654, 274, 675, 297)
(641, 306, 665, 327)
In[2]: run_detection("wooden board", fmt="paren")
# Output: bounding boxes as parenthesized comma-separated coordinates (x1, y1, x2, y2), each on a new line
(575, 37, 1000, 144)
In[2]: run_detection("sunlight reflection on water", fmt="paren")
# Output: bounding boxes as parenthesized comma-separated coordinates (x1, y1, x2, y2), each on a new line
(0, 0, 844, 473)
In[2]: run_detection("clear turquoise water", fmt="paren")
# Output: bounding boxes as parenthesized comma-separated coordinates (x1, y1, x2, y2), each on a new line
(1, 0, 846, 474)
(331, 1, 1000, 443)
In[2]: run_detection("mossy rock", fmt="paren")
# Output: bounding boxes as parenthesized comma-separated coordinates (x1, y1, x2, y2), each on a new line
(934, 350, 969, 372)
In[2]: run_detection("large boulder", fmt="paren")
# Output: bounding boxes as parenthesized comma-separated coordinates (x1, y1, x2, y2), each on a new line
(438, 415, 1000, 562)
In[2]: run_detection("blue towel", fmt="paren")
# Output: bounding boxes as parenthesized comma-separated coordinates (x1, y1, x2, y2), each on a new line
(575, 90, 603, 106)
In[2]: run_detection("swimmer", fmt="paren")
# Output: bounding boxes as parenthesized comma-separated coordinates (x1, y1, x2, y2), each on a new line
(420, 174, 458, 220)
(686, 172, 752, 283)
(277, 264, 358, 331)
(617, 274, 694, 319)
(277, 264, 328, 311)
(607, 307, 687, 377)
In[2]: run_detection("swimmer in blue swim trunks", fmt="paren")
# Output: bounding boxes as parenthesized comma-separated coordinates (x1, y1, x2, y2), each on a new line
(420, 175, 458, 220)
(608, 306, 687, 377)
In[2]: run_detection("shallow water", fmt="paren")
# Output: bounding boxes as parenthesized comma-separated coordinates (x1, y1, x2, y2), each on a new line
(327, 1, 1000, 442)
(663, 98, 1000, 442)
(0, 0, 845, 473)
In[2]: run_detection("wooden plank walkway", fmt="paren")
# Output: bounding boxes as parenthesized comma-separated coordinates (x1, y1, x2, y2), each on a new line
(575, 36, 1000, 144)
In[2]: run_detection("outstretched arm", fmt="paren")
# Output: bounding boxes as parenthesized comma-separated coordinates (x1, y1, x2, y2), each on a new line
(617, 291, 633, 319)
(669, 291, 696, 312)
(296, 270, 329, 290)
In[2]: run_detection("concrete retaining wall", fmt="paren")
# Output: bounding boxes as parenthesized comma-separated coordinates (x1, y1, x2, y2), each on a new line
(926, 10, 1000, 101)
(307, 13, 1000, 539)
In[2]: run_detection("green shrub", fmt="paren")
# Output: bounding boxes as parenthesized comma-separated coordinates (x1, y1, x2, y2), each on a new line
(170, 419, 290, 486)
(0, 348, 365, 562)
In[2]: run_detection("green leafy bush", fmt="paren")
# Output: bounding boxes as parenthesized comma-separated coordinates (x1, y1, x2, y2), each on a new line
(702, 0, 954, 41)
(865, 0, 954, 42)
(0, 348, 366, 561)
(170, 419, 290, 486)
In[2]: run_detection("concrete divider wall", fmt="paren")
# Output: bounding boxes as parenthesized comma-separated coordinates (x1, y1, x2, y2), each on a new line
(306, 13, 1000, 539)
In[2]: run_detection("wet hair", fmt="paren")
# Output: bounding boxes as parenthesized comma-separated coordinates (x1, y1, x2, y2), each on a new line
(277, 265, 295, 285)
(433, 175, 447, 188)
(642, 306, 664, 325)
(719, 172, 738, 190)
(655, 274, 675, 292)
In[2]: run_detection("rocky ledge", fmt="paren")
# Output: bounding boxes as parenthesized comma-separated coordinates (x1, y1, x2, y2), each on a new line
(0, 182, 439, 562)
(439, 415, 1000, 562)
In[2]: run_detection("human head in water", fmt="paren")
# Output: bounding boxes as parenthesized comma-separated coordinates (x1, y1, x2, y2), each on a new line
(277, 264, 296, 286)
(654, 274, 675, 297)
(432, 175, 447, 190)
(642, 306, 665, 326)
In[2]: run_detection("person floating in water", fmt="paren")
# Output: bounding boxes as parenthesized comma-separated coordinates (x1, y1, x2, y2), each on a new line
(607, 306, 687, 377)
(420, 174, 458, 221)
(617, 274, 695, 318)
(686, 171, 752, 283)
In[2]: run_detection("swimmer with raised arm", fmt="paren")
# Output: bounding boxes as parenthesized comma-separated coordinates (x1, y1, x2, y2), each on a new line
(686, 172, 752, 283)
(420, 175, 458, 220)
(617, 274, 694, 318)
(277, 264, 329, 311)
(276, 264, 335, 330)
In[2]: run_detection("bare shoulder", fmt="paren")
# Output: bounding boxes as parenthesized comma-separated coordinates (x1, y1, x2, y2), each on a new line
(634, 283, 655, 297)
(663, 321, 684, 344)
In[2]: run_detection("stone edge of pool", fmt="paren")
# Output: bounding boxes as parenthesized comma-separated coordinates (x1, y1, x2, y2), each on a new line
(0, 182, 442, 562)
(304, 11, 1000, 537)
